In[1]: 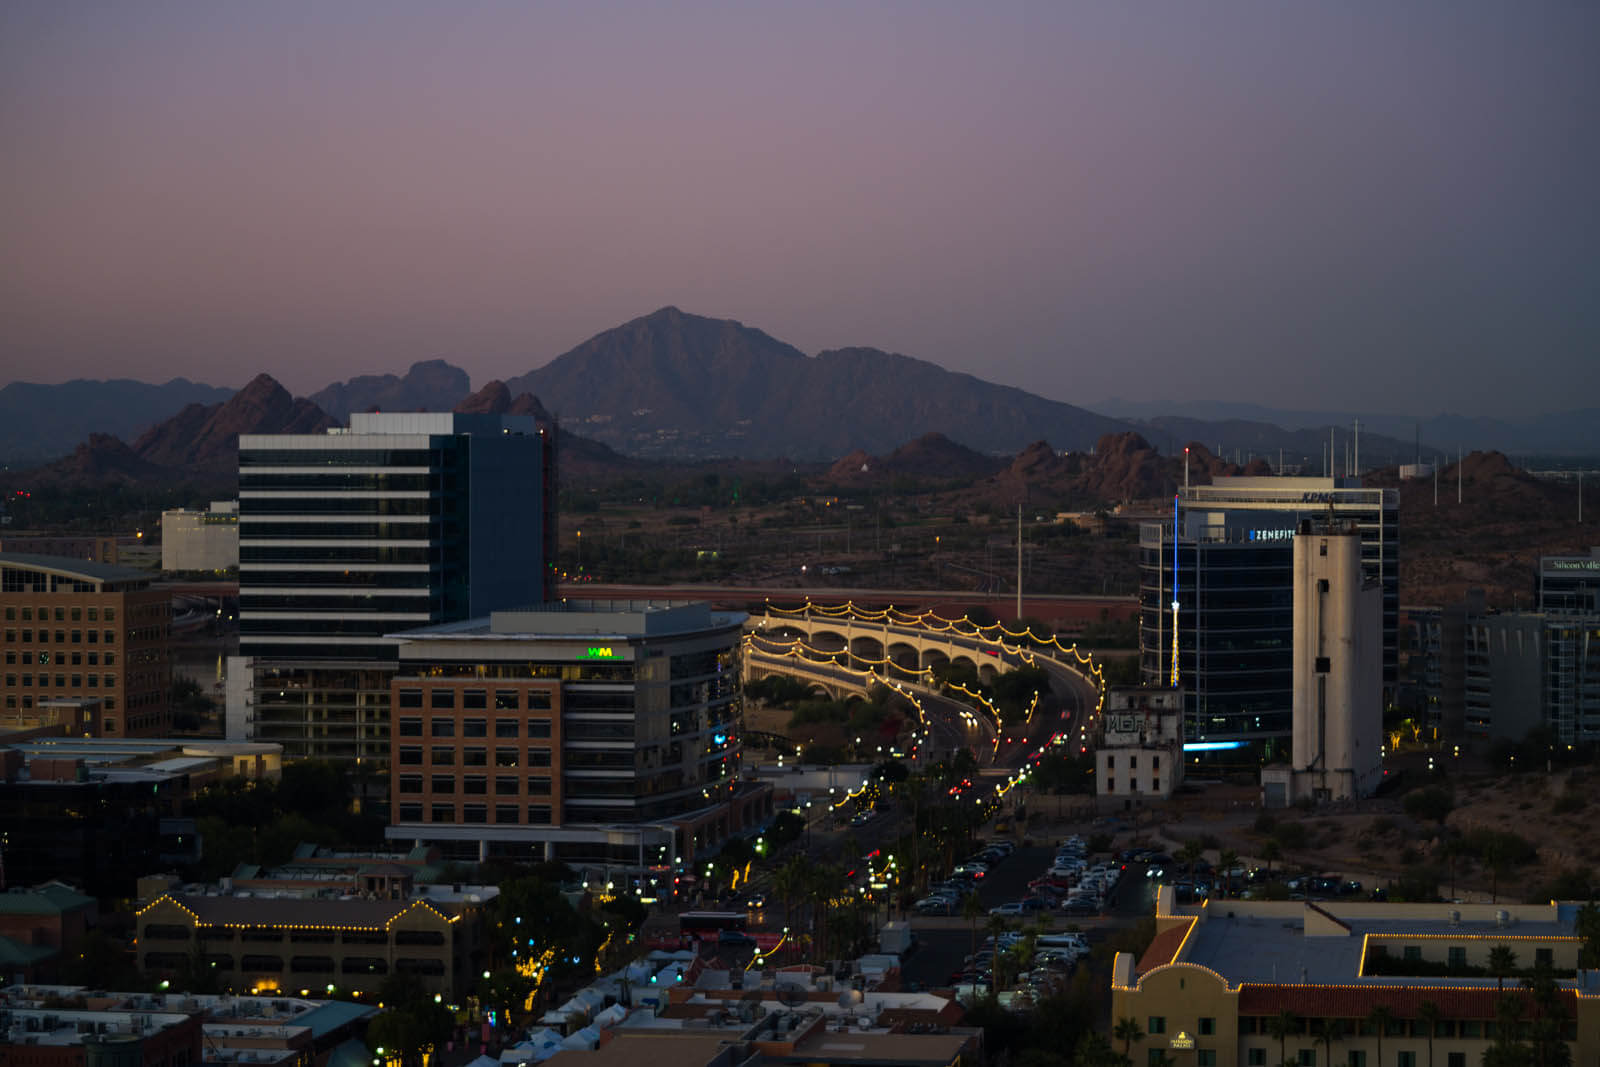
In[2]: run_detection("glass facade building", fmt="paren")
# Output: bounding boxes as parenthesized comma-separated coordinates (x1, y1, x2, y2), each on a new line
(1139, 477, 1399, 746)
(235, 413, 557, 763)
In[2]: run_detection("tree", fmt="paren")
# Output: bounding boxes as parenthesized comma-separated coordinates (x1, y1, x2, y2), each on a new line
(1114, 1016, 1146, 1060)
(1416, 1000, 1441, 1067)
(1316, 1018, 1345, 1067)
(1489, 944, 1519, 992)
(1261, 839, 1282, 876)
(1177, 839, 1206, 898)
(1574, 901, 1600, 971)
(773, 856, 811, 947)
(985, 914, 1014, 992)
(1267, 1010, 1297, 1067)
(963, 892, 985, 975)
(1404, 785, 1454, 827)
(1366, 1004, 1395, 1067)
(366, 973, 454, 1067)
(1217, 849, 1239, 898)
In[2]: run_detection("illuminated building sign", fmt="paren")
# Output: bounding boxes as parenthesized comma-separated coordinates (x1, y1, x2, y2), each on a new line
(579, 647, 618, 659)
(1170, 1032, 1196, 1051)
(1248, 528, 1294, 542)
(1549, 560, 1600, 571)
(1183, 740, 1247, 752)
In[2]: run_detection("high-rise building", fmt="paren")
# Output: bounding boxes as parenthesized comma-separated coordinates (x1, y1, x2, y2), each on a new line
(1139, 477, 1398, 748)
(232, 413, 557, 763)
(1538, 547, 1600, 614)
(1, 554, 172, 737)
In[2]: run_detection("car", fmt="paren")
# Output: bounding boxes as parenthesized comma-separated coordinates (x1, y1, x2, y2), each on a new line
(989, 902, 1028, 917)
(1061, 899, 1099, 915)
(850, 812, 872, 826)
(717, 931, 757, 948)
(744, 892, 768, 909)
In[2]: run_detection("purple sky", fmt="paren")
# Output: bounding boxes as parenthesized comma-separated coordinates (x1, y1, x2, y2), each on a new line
(3, 3, 1595, 416)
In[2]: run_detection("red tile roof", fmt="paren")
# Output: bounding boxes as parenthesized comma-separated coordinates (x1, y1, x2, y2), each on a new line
(1237, 985, 1577, 1020)
(1136, 919, 1195, 974)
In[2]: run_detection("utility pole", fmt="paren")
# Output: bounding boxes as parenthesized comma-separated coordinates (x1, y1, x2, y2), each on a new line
(1016, 503, 1023, 623)
(1458, 447, 1463, 504)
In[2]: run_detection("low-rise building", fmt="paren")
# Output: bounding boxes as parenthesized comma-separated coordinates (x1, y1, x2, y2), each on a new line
(135, 885, 494, 1003)
(1112, 888, 1599, 1066)
(0, 884, 98, 984)
(160, 504, 239, 574)
(1097, 687, 1183, 807)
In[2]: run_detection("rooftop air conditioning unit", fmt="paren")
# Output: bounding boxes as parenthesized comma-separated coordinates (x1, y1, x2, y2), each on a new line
(1495, 910, 1510, 927)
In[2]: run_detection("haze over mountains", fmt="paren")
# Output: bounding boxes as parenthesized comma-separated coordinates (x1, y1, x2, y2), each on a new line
(3, 308, 1596, 473)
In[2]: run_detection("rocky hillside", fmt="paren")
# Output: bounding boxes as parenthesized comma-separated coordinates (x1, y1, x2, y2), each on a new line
(0, 378, 234, 466)
(310, 359, 471, 418)
(134, 374, 336, 474)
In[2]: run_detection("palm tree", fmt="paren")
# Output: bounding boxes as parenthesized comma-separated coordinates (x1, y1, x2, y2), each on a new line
(1114, 1016, 1146, 1060)
(1488, 944, 1519, 992)
(1416, 1000, 1441, 1067)
(1367, 1004, 1395, 1067)
(1261, 839, 1282, 876)
(1316, 1018, 1345, 1067)
(962, 891, 984, 973)
(807, 863, 843, 960)
(1177, 839, 1206, 897)
(1218, 848, 1239, 898)
(773, 856, 809, 947)
(984, 914, 1014, 992)
(1266, 1010, 1297, 1067)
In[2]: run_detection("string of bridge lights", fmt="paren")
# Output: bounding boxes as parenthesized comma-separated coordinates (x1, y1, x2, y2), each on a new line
(759, 600, 1107, 715)
(742, 633, 983, 730)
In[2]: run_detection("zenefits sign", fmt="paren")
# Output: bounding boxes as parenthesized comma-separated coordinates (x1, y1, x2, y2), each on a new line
(1248, 529, 1294, 542)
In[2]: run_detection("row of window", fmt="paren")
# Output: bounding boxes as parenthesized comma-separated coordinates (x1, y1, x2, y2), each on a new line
(396, 746, 553, 768)
(142, 953, 446, 976)
(3, 606, 116, 622)
(397, 775, 552, 796)
(1105, 754, 1160, 770)
(4, 672, 117, 688)
(395, 803, 553, 825)
(1104, 779, 1161, 794)
(4, 649, 115, 666)
(1242, 1050, 1461, 1067)
(397, 689, 554, 711)
(3, 629, 119, 645)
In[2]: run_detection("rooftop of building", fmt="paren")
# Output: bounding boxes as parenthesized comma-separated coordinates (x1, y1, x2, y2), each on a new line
(1, 737, 281, 787)
(392, 600, 745, 642)
(1140, 894, 1593, 992)
(0, 882, 97, 916)
(139, 885, 498, 927)
(0, 552, 153, 587)
(0, 986, 377, 1046)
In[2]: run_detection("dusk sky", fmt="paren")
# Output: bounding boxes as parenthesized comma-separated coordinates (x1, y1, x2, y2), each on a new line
(3, 3, 1595, 417)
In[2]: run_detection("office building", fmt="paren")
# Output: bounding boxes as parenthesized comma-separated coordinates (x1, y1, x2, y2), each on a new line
(385, 600, 772, 879)
(1096, 686, 1184, 806)
(1139, 477, 1397, 747)
(1539, 548, 1600, 615)
(1112, 889, 1597, 1066)
(160, 502, 239, 573)
(233, 412, 558, 763)
(1, 554, 172, 738)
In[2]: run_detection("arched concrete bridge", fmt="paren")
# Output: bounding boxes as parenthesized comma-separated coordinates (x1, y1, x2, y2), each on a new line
(744, 611, 1025, 686)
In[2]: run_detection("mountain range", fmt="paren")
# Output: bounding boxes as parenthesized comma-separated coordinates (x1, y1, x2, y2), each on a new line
(4, 308, 1597, 473)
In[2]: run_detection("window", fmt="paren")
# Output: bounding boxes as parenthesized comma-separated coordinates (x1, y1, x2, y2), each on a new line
(462, 747, 487, 767)
(463, 689, 487, 709)
(1199, 1018, 1215, 1036)
(1152, 756, 1160, 770)
(495, 748, 519, 768)
(528, 805, 552, 824)
(1149, 1054, 1166, 1067)
(398, 718, 423, 737)
(529, 777, 552, 796)
(102, 629, 114, 644)
(398, 775, 423, 794)
(1197, 1052, 1216, 1067)
(1248, 1051, 1266, 1067)
(1298, 1050, 1315, 1067)
(1448, 946, 1467, 968)
(430, 689, 455, 709)
(70, 608, 81, 622)
(1349, 1053, 1365, 1067)
(495, 718, 519, 737)
(1448, 1054, 1466, 1067)
(496, 804, 520, 824)
(1152, 778, 1160, 792)
(463, 718, 487, 737)
(528, 718, 552, 738)
(71, 630, 81, 643)
(104, 652, 114, 665)
(496, 776, 520, 795)
(1107, 779, 1116, 793)
(1147, 1017, 1165, 1035)
(398, 803, 423, 822)
(494, 690, 519, 710)
(104, 608, 115, 621)
(1460, 1022, 1481, 1039)
(430, 804, 455, 823)
(530, 748, 552, 767)
(1397, 1053, 1415, 1067)
(463, 804, 487, 823)
(431, 747, 454, 765)
(1129, 755, 1138, 769)
(398, 689, 423, 708)
(528, 690, 552, 709)
(431, 719, 455, 737)
(463, 776, 487, 795)
(398, 746, 424, 766)
(1535, 947, 1553, 967)
(1106, 755, 1115, 768)
(1403, 945, 1422, 961)
(87, 609, 97, 622)
(431, 776, 455, 794)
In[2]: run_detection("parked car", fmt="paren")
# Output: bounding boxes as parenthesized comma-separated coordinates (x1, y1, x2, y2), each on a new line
(718, 931, 757, 948)
(989, 902, 1028, 917)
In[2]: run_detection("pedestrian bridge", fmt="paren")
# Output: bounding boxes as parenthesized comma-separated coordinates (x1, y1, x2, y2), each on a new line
(741, 600, 1104, 708)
